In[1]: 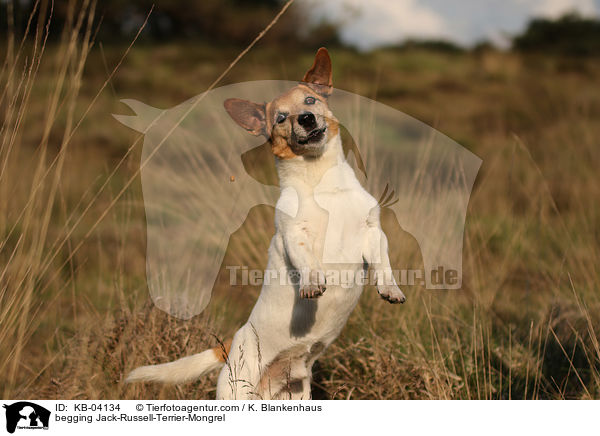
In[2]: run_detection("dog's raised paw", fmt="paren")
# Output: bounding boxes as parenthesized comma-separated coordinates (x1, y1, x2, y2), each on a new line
(300, 270, 326, 299)
(377, 285, 406, 304)
(300, 284, 326, 299)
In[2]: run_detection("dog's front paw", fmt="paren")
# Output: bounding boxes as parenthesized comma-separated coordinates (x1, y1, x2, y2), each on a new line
(377, 285, 406, 304)
(299, 270, 326, 299)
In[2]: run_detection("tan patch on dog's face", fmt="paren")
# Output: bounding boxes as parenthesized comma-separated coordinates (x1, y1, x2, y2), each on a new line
(265, 84, 338, 159)
(325, 113, 339, 142)
(270, 131, 298, 160)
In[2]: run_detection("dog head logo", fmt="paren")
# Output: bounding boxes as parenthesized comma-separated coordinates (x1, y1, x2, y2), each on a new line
(3, 402, 50, 434)
(114, 48, 481, 319)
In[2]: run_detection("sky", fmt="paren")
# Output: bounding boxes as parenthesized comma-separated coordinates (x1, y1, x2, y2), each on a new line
(301, 0, 600, 50)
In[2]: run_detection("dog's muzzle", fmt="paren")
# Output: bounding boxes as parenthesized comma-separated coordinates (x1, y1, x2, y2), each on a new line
(297, 126, 326, 145)
(294, 112, 327, 146)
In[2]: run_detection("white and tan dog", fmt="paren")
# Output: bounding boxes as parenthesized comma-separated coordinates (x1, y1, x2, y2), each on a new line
(126, 48, 406, 399)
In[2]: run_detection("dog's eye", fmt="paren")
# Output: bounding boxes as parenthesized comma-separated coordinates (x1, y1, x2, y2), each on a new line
(304, 96, 316, 105)
(276, 113, 287, 124)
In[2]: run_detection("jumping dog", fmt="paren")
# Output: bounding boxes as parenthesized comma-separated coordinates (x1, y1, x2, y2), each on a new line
(126, 48, 406, 399)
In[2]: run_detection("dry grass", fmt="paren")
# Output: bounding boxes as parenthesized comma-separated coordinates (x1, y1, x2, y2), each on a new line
(1, 2, 599, 399)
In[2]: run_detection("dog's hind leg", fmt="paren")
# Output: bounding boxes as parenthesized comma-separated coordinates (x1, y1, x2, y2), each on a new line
(297, 377, 312, 400)
(363, 208, 406, 304)
(216, 325, 264, 399)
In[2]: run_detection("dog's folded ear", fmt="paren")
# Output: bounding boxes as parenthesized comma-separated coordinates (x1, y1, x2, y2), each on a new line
(224, 98, 267, 136)
(302, 47, 333, 97)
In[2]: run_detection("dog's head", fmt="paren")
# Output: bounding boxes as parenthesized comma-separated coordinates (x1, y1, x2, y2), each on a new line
(224, 47, 339, 159)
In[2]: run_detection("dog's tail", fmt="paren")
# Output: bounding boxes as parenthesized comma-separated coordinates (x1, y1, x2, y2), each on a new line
(125, 339, 232, 384)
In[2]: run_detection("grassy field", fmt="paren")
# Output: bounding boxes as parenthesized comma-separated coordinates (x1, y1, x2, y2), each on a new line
(1, 7, 599, 400)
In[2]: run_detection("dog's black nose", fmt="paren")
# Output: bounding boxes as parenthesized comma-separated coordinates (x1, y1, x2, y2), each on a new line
(297, 112, 316, 129)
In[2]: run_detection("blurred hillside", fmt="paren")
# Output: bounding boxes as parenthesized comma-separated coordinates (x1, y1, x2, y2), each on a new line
(0, 0, 341, 48)
(514, 13, 600, 55)
(2, 1, 600, 54)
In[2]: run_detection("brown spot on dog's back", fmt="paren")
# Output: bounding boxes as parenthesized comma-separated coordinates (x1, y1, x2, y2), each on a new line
(213, 338, 232, 362)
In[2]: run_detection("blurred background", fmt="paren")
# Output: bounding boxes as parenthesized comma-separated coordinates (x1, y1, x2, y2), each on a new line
(5, 0, 600, 52)
(0, 0, 599, 400)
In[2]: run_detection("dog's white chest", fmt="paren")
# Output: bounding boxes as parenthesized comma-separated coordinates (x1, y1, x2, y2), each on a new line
(312, 162, 377, 264)
(276, 160, 377, 265)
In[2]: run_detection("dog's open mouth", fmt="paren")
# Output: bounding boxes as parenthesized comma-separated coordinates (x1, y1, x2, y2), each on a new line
(297, 126, 326, 145)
